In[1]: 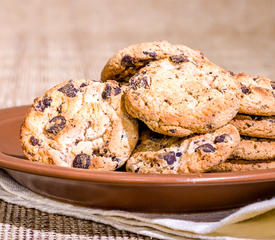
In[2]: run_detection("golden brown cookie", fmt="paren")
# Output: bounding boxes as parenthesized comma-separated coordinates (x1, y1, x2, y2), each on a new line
(101, 41, 204, 82)
(236, 73, 275, 116)
(231, 137, 275, 160)
(124, 56, 240, 137)
(21, 79, 139, 170)
(230, 114, 275, 139)
(210, 159, 275, 172)
(126, 124, 240, 174)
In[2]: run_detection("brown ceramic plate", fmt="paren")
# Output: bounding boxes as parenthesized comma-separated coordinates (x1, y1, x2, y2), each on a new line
(0, 106, 275, 213)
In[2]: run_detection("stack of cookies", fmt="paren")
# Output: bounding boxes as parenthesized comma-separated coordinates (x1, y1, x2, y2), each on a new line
(21, 41, 275, 174)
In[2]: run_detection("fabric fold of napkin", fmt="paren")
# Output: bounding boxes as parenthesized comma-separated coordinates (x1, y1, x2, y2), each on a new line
(0, 170, 274, 240)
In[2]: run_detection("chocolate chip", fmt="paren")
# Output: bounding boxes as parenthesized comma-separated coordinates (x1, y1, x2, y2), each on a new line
(169, 129, 176, 133)
(114, 86, 121, 95)
(214, 134, 230, 143)
(176, 152, 182, 157)
(195, 143, 216, 153)
(271, 81, 275, 89)
(135, 167, 140, 173)
(121, 55, 135, 67)
(112, 156, 119, 162)
(46, 116, 66, 134)
(229, 71, 235, 76)
(143, 51, 157, 59)
(159, 151, 176, 165)
(73, 153, 90, 169)
(129, 74, 150, 90)
(58, 83, 79, 97)
(57, 104, 62, 114)
(207, 124, 213, 129)
(169, 54, 189, 63)
(35, 97, 52, 112)
(102, 84, 112, 99)
(30, 136, 39, 146)
(103, 148, 108, 154)
(80, 83, 88, 88)
(253, 77, 258, 81)
(269, 119, 275, 123)
(241, 84, 250, 94)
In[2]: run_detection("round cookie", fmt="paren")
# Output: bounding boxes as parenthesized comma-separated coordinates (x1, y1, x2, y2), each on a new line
(101, 41, 204, 82)
(210, 159, 275, 172)
(235, 73, 275, 116)
(230, 114, 275, 139)
(124, 56, 241, 137)
(126, 124, 240, 174)
(21, 79, 139, 171)
(231, 137, 275, 160)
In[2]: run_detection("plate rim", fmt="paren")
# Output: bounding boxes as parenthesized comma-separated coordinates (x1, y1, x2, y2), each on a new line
(1, 105, 275, 185)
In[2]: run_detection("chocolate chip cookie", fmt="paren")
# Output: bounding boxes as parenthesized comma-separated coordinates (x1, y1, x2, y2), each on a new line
(124, 56, 240, 137)
(232, 137, 275, 160)
(126, 124, 240, 174)
(230, 114, 275, 139)
(21, 79, 139, 170)
(236, 73, 275, 116)
(210, 159, 275, 172)
(101, 41, 204, 82)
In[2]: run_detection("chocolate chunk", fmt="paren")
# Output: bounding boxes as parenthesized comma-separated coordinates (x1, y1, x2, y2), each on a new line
(169, 54, 189, 63)
(30, 136, 39, 146)
(112, 156, 119, 162)
(121, 55, 135, 67)
(57, 104, 62, 114)
(229, 71, 235, 76)
(195, 143, 216, 153)
(73, 153, 90, 169)
(114, 86, 121, 95)
(129, 74, 150, 90)
(169, 129, 176, 133)
(214, 134, 230, 143)
(271, 81, 275, 90)
(240, 84, 250, 94)
(159, 151, 176, 165)
(46, 116, 66, 134)
(135, 167, 140, 173)
(80, 83, 88, 88)
(102, 84, 112, 99)
(58, 83, 79, 98)
(143, 51, 157, 59)
(35, 97, 52, 112)
(176, 152, 182, 157)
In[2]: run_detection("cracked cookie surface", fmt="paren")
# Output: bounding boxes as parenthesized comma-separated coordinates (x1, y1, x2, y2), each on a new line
(101, 41, 204, 82)
(230, 114, 275, 139)
(124, 56, 241, 137)
(126, 124, 240, 174)
(21, 79, 139, 170)
(236, 73, 275, 116)
(231, 137, 275, 160)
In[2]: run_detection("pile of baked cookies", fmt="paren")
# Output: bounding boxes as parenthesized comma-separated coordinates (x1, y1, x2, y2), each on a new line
(21, 41, 275, 174)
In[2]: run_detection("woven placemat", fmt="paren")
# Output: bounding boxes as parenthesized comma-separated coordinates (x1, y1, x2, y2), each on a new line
(0, 200, 156, 239)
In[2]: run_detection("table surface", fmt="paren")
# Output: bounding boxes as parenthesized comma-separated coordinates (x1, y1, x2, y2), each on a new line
(0, 0, 274, 239)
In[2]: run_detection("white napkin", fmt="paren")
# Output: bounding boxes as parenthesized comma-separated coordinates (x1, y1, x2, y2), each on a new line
(0, 169, 274, 240)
